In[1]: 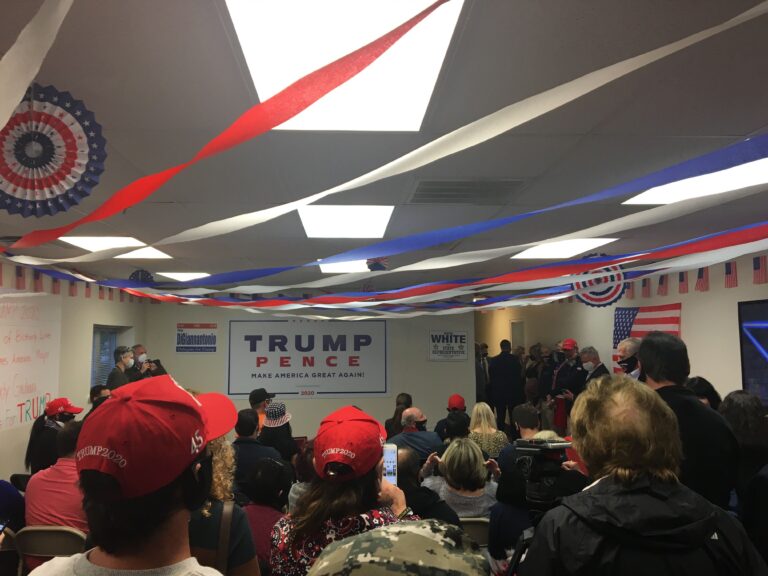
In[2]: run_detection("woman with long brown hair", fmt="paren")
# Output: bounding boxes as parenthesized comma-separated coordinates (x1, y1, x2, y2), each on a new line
(271, 406, 417, 575)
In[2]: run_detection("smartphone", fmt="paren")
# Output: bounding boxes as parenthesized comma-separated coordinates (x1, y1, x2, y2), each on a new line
(383, 443, 398, 486)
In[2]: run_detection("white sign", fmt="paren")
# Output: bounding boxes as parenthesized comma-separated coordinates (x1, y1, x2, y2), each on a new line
(228, 320, 387, 398)
(0, 295, 61, 431)
(429, 330, 468, 362)
(176, 323, 218, 353)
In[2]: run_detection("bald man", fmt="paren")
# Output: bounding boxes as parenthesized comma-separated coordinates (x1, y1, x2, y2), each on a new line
(388, 407, 443, 461)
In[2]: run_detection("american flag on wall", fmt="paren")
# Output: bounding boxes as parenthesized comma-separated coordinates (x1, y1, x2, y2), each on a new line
(755, 256, 768, 285)
(33, 270, 43, 292)
(725, 261, 738, 288)
(678, 271, 689, 294)
(641, 278, 651, 298)
(625, 282, 635, 300)
(695, 267, 709, 292)
(657, 274, 668, 296)
(15, 266, 25, 290)
(612, 303, 682, 373)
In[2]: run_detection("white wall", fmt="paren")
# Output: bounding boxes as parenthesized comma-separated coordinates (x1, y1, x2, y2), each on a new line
(0, 263, 146, 480)
(475, 253, 768, 398)
(143, 305, 476, 438)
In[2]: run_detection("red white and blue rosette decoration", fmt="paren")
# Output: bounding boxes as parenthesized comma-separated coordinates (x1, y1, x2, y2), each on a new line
(0, 84, 106, 217)
(571, 262, 627, 307)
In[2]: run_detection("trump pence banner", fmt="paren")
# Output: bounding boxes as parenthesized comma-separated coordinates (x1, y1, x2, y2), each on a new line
(228, 320, 387, 398)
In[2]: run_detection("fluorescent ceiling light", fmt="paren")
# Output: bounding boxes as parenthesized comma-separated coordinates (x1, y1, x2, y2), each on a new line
(298, 205, 394, 238)
(61, 236, 145, 252)
(225, 0, 464, 131)
(624, 157, 768, 205)
(512, 238, 618, 259)
(157, 272, 210, 282)
(319, 260, 370, 273)
(114, 247, 172, 259)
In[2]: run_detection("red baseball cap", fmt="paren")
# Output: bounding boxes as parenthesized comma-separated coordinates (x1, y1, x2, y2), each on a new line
(45, 397, 83, 417)
(313, 406, 385, 481)
(447, 394, 466, 411)
(76, 375, 237, 498)
(562, 338, 578, 351)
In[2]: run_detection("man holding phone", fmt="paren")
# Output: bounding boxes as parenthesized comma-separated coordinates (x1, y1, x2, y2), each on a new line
(125, 344, 167, 381)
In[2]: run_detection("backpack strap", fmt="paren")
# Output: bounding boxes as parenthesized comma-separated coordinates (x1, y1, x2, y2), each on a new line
(216, 500, 235, 574)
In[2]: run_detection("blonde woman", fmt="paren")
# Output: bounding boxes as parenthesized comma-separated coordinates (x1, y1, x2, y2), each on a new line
(420, 438, 500, 518)
(188, 433, 261, 575)
(469, 402, 510, 458)
(519, 375, 766, 575)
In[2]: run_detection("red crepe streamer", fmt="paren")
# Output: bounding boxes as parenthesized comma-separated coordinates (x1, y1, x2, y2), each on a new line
(3, 0, 448, 253)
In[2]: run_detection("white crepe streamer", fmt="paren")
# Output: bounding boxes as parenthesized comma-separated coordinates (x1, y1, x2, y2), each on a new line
(0, 0, 73, 130)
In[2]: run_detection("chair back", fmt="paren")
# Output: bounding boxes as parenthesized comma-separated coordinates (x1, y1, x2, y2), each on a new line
(0, 528, 16, 552)
(460, 517, 490, 547)
(1, 528, 23, 576)
(15, 526, 87, 559)
(9, 474, 30, 493)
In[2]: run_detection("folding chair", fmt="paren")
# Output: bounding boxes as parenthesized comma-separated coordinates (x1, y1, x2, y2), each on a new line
(14, 526, 87, 571)
(9, 474, 30, 493)
(460, 517, 490, 547)
(0, 528, 23, 576)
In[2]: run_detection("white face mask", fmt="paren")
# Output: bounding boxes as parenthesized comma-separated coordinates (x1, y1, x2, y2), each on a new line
(124, 357, 135, 369)
(582, 361, 595, 372)
(137, 353, 148, 364)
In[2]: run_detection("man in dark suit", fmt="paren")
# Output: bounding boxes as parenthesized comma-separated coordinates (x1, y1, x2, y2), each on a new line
(639, 331, 738, 508)
(580, 346, 610, 386)
(488, 339, 524, 433)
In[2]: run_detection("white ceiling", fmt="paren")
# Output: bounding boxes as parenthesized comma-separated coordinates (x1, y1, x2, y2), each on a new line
(2, 0, 768, 299)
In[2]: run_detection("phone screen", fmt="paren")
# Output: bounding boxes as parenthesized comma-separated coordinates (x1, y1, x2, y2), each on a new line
(383, 443, 398, 486)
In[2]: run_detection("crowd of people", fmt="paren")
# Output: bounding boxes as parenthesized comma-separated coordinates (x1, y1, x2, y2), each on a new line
(1, 332, 768, 575)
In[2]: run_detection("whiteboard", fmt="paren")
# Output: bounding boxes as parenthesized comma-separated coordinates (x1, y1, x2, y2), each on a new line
(0, 294, 62, 431)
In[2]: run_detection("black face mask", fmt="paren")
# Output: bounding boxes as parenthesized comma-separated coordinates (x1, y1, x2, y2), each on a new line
(618, 355, 638, 374)
(57, 413, 75, 423)
(416, 421, 427, 432)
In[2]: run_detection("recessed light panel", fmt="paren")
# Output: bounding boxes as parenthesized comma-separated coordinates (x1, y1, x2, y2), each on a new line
(114, 247, 172, 259)
(61, 237, 145, 252)
(157, 272, 210, 282)
(624, 157, 768, 205)
(512, 238, 618, 259)
(319, 260, 370, 273)
(225, 0, 464, 131)
(299, 205, 394, 238)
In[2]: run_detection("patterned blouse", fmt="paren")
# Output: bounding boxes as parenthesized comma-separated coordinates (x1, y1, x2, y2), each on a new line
(469, 431, 510, 458)
(270, 507, 419, 576)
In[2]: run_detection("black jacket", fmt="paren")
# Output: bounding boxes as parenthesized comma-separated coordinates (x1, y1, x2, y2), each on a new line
(488, 352, 524, 403)
(402, 485, 460, 527)
(657, 385, 739, 508)
(232, 437, 282, 490)
(584, 362, 610, 384)
(519, 475, 767, 576)
(743, 463, 768, 564)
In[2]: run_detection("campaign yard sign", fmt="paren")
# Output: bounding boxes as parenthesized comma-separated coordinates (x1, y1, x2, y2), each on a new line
(176, 323, 218, 353)
(228, 320, 387, 398)
(429, 330, 468, 361)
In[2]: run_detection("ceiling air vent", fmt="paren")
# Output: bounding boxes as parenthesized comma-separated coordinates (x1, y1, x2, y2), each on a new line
(409, 180, 525, 205)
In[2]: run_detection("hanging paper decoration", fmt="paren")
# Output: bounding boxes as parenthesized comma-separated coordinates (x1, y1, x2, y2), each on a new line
(366, 257, 389, 271)
(571, 261, 626, 308)
(0, 83, 106, 217)
(129, 269, 154, 283)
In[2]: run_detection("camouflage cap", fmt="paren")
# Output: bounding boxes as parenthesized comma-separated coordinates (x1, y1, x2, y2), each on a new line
(307, 519, 490, 576)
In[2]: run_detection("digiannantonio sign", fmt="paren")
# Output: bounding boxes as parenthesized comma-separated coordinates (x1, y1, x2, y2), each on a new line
(228, 320, 387, 398)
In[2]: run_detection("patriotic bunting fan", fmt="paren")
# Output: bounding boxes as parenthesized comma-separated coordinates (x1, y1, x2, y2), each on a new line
(0, 84, 106, 217)
(571, 261, 627, 308)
